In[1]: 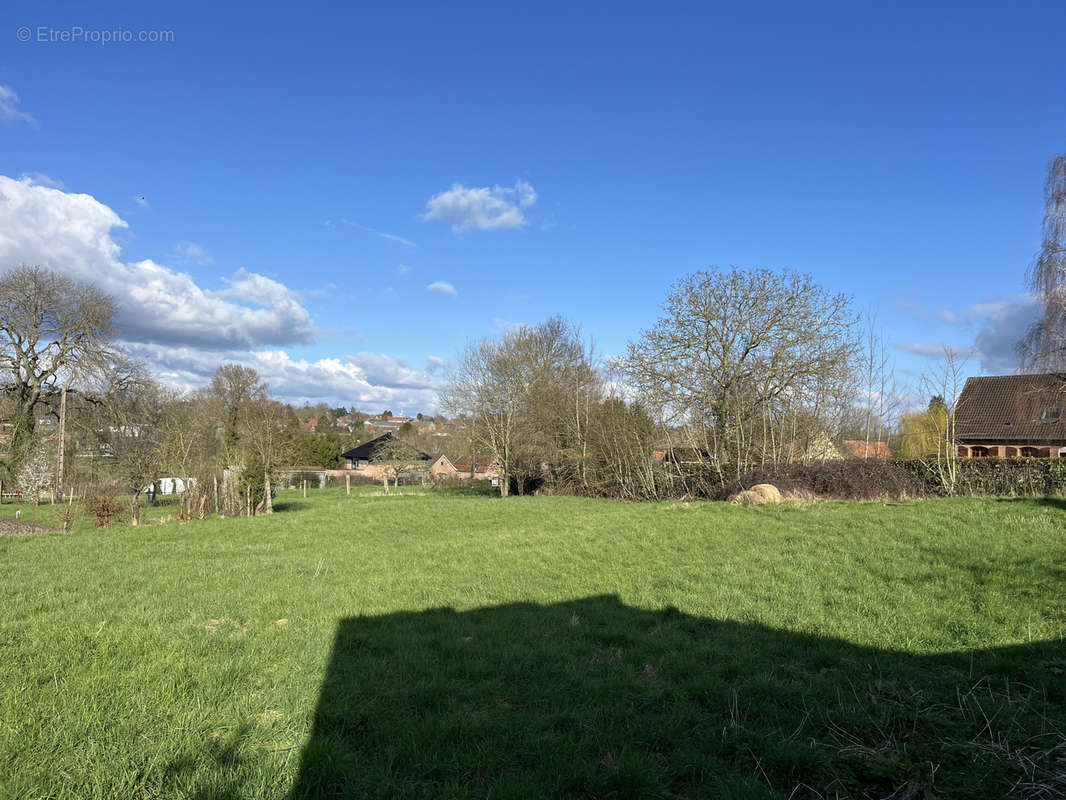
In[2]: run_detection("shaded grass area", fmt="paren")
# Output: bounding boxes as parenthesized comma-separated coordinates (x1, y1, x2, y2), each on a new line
(1, 489, 1064, 798)
(295, 599, 1065, 800)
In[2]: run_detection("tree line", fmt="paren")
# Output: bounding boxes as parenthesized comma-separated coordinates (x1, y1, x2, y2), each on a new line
(441, 268, 909, 499)
(5, 147, 1062, 509)
(0, 262, 978, 512)
(0, 266, 434, 522)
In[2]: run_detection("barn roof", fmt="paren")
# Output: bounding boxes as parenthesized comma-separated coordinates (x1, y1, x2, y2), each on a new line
(955, 374, 1066, 442)
(341, 432, 432, 462)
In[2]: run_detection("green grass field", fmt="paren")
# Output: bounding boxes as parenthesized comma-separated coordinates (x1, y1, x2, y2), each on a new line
(1, 489, 1064, 799)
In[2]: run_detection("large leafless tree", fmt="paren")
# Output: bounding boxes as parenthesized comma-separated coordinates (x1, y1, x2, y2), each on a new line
(442, 316, 598, 496)
(1022, 152, 1066, 369)
(209, 363, 266, 456)
(0, 266, 117, 467)
(623, 267, 858, 476)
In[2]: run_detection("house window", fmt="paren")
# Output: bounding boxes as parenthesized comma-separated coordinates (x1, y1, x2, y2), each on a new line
(1020, 446, 1042, 457)
(1041, 407, 1062, 422)
(970, 446, 991, 458)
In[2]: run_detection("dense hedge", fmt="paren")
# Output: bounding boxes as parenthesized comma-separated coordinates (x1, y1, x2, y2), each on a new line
(549, 455, 1066, 501)
(898, 457, 1066, 497)
(712, 458, 1066, 501)
(712, 460, 927, 501)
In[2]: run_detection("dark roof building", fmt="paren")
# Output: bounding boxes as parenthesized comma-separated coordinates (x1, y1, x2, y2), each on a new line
(341, 433, 432, 466)
(954, 373, 1066, 457)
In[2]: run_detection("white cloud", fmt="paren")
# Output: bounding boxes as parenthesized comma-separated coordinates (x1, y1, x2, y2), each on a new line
(397, 264, 411, 276)
(0, 174, 314, 349)
(970, 295, 1040, 373)
(174, 240, 213, 265)
(426, 280, 457, 297)
(0, 85, 35, 126)
(121, 343, 441, 411)
(0, 173, 451, 411)
(893, 294, 1039, 373)
(423, 180, 536, 232)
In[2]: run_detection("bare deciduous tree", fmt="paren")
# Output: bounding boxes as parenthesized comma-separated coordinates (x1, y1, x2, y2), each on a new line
(442, 316, 597, 497)
(1021, 152, 1066, 369)
(905, 347, 967, 493)
(860, 311, 902, 458)
(101, 375, 166, 526)
(623, 268, 858, 479)
(241, 397, 292, 514)
(0, 266, 117, 467)
(209, 363, 266, 457)
(159, 394, 217, 520)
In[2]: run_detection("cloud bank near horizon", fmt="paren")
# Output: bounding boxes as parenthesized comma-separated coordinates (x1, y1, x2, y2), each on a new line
(0, 174, 442, 410)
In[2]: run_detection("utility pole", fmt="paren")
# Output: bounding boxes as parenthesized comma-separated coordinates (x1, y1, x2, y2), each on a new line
(55, 381, 67, 496)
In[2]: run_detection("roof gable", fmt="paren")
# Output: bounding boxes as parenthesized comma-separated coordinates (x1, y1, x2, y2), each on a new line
(341, 433, 432, 462)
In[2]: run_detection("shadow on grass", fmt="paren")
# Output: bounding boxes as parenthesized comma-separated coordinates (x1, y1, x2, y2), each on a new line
(288, 596, 1065, 799)
(271, 498, 311, 513)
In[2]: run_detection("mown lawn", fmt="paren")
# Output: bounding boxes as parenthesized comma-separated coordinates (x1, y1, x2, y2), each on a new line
(1, 489, 1064, 799)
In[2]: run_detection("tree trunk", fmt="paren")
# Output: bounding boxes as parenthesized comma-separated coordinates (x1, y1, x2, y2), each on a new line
(263, 473, 273, 513)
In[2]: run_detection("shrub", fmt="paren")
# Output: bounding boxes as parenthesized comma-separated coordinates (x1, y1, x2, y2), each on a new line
(82, 483, 123, 528)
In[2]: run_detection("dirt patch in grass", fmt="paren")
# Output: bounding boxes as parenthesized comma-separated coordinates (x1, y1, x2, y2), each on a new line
(0, 518, 54, 536)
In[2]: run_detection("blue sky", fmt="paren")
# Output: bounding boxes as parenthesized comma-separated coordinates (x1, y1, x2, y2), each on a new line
(2, 1, 1065, 412)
